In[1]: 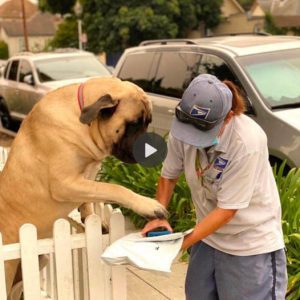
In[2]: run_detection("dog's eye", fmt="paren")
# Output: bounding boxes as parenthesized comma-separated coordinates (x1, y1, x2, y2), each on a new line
(124, 117, 144, 136)
(99, 106, 117, 120)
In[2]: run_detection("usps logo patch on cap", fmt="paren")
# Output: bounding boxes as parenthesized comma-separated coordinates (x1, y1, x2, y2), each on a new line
(190, 105, 210, 120)
(214, 157, 229, 171)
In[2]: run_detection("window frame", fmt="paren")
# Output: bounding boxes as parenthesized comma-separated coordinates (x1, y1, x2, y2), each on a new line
(4, 60, 12, 79)
(7, 60, 20, 82)
(18, 59, 34, 84)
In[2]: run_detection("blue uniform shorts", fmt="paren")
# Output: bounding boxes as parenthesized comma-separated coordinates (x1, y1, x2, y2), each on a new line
(185, 241, 287, 300)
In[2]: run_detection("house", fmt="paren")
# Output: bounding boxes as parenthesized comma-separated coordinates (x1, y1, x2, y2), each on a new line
(270, 0, 300, 27)
(257, 0, 272, 12)
(212, 0, 265, 35)
(0, 0, 57, 56)
(188, 0, 266, 38)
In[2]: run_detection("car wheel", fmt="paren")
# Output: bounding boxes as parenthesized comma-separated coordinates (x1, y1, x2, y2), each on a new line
(0, 98, 11, 129)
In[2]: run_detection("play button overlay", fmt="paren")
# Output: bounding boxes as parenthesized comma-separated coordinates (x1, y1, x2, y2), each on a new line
(145, 143, 157, 158)
(133, 133, 167, 167)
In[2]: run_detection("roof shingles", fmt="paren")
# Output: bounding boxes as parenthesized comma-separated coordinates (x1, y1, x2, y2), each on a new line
(0, 0, 56, 37)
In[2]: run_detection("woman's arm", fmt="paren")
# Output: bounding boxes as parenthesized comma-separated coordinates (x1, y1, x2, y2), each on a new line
(181, 207, 237, 250)
(156, 176, 178, 207)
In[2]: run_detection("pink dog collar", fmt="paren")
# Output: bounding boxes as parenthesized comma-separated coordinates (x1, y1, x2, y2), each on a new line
(77, 83, 84, 111)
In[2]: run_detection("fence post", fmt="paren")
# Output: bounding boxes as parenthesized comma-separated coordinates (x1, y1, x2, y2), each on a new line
(54, 219, 75, 299)
(0, 233, 7, 300)
(19, 224, 41, 300)
(110, 208, 126, 300)
(85, 214, 105, 300)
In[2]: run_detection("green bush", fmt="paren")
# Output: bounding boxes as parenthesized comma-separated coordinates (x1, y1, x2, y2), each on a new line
(99, 158, 300, 299)
(273, 163, 300, 300)
(0, 40, 8, 59)
(99, 157, 195, 231)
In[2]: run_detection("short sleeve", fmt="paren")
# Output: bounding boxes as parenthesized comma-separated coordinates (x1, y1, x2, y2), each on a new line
(161, 134, 184, 179)
(217, 152, 260, 209)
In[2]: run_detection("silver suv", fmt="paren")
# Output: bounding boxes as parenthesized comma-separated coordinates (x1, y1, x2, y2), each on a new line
(0, 50, 111, 130)
(114, 36, 300, 169)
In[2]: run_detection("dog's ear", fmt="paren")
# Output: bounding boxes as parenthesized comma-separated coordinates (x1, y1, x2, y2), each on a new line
(79, 94, 118, 124)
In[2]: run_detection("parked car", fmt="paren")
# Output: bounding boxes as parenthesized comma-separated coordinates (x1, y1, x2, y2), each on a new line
(114, 35, 300, 169)
(0, 49, 111, 130)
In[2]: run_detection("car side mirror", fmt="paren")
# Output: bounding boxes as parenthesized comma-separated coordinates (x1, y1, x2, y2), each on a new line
(23, 74, 34, 86)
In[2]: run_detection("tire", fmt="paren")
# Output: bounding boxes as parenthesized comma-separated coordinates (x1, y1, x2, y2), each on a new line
(0, 98, 11, 129)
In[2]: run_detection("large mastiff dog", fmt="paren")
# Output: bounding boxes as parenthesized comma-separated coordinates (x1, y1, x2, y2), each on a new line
(0, 77, 167, 292)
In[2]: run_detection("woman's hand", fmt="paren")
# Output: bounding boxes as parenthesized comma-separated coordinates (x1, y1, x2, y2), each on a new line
(141, 219, 173, 237)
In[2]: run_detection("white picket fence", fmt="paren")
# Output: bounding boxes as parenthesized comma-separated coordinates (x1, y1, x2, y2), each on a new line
(0, 146, 9, 171)
(0, 205, 126, 300)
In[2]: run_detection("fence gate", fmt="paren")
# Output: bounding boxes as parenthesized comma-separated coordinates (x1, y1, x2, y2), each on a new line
(0, 206, 126, 300)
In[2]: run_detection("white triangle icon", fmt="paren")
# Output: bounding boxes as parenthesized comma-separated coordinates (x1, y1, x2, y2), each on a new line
(145, 143, 157, 158)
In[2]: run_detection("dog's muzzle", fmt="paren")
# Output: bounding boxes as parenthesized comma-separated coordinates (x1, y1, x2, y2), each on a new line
(112, 117, 150, 163)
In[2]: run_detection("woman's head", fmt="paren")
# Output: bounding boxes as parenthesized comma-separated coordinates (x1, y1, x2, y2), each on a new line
(171, 74, 246, 148)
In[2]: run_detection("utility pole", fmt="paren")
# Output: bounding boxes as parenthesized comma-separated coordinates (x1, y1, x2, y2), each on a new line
(21, 0, 29, 51)
(74, 1, 83, 50)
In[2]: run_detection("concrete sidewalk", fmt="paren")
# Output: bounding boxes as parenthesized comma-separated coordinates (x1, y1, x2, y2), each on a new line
(125, 218, 188, 300)
(127, 260, 187, 300)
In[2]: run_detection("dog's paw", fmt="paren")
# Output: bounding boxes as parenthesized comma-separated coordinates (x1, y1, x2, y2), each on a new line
(133, 196, 168, 220)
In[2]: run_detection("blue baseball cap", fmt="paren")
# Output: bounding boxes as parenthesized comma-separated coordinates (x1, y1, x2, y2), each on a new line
(171, 74, 233, 147)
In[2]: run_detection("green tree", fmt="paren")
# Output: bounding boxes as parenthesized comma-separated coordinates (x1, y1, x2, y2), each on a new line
(0, 40, 8, 59)
(83, 0, 223, 54)
(48, 17, 78, 50)
(264, 12, 287, 35)
(38, 0, 76, 14)
(43, 0, 223, 54)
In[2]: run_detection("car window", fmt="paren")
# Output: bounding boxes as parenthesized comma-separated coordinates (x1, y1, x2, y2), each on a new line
(118, 52, 159, 92)
(199, 54, 240, 86)
(34, 55, 110, 82)
(4, 61, 11, 79)
(237, 49, 300, 108)
(8, 60, 19, 81)
(19, 60, 33, 83)
(198, 54, 253, 113)
(152, 52, 202, 98)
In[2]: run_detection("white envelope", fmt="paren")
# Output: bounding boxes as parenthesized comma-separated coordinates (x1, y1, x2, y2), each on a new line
(101, 230, 192, 273)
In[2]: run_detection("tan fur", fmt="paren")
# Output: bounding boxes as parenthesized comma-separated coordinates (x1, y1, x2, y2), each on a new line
(0, 77, 167, 292)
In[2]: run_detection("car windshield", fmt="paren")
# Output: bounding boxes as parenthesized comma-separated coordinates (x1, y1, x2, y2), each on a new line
(237, 49, 300, 108)
(34, 55, 111, 82)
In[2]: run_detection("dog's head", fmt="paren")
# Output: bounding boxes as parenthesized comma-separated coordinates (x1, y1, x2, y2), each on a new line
(79, 77, 152, 163)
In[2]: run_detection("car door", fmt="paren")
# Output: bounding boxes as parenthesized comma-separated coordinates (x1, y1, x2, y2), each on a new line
(18, 59, 41, 116)
(3, 60, 20, 115)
